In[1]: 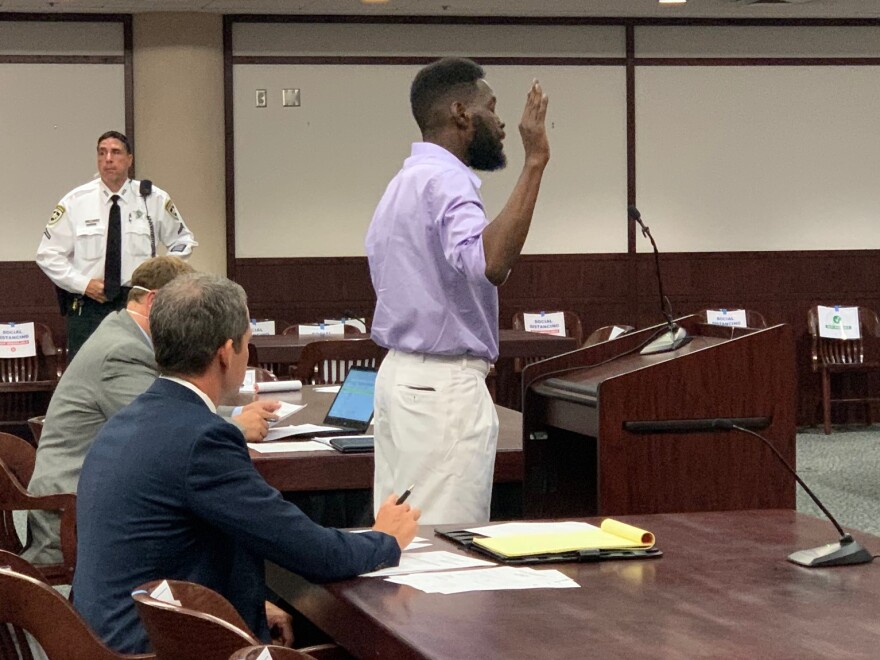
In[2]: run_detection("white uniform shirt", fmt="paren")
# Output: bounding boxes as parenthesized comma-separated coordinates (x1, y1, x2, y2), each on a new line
(36, 178, 198, 295)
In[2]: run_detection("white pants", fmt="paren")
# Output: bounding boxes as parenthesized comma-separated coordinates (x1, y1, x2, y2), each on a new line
(373, 350, 499, 526)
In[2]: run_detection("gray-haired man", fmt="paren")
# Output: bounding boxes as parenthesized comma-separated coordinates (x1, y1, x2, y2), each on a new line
(73, 273, 420, 654)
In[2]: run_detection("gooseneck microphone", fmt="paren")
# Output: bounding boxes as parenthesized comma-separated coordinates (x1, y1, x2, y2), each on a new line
(628, 205, 691, 354)
(623, 417, 874, 567)
(718, 420, 872, 567)
(139, 179, 156, 257)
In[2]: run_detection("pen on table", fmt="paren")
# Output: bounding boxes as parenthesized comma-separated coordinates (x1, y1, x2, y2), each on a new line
(396, 484, 415, 506)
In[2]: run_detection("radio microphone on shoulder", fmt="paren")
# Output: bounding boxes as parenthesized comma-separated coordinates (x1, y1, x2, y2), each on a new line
(138, 179, 156, 257)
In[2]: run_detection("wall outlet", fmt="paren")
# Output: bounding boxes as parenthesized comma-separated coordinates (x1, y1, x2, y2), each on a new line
(255, 89, 267, 108)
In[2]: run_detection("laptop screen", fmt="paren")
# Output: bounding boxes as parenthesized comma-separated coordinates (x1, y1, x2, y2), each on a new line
(324, 367, 377, 429)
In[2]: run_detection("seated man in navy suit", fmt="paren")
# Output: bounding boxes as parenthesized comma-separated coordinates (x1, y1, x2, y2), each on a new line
(73, 273, 420, 653)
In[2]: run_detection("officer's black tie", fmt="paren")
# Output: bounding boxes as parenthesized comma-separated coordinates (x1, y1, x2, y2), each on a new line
(104, 194, 122, 301)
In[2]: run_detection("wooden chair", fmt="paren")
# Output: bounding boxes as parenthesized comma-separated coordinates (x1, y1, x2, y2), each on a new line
(26, 417, 44, 446)
(809, 305, 880, 434)
(583, 324, 635, 347)
(253, 367, 278, 383)
(0, 550, 47, 660)
(694, 308, 768, 329)
(247, 343, 260, 368)
(0, 432, 76, 585)
(0, 558, 155, 660)
(294, 339, 386, 385)
(0, 323, 59, 442)
(133, 580, 337, 660)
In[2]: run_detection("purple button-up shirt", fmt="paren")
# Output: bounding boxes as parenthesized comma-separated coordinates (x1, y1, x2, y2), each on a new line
(366, 142, 499, 362)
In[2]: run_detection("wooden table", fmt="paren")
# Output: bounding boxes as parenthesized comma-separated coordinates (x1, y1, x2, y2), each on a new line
(267, 510, 880, 659)
(248, 386, 523, 492)
(250, 330, 578, 410)
(250, 329, 576, 365)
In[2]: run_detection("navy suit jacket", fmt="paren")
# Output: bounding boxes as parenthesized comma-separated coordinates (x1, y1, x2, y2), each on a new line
(73, 378, 399, 654)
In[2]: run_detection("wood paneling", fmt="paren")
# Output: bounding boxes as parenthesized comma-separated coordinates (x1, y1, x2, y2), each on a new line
(0, 262, 65, 348)
(5, 250, 879, 426)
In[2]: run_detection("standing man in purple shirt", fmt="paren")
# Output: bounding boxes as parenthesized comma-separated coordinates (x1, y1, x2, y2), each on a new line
(366, 57, 550, 524)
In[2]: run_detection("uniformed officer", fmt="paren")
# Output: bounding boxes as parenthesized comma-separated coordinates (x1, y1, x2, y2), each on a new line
(36, 130, 197, 361)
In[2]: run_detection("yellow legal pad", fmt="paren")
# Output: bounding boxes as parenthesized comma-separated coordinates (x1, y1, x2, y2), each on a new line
(473, 519, 655, 558)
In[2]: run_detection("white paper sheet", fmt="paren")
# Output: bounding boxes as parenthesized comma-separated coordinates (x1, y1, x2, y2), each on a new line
(299, 323, 345, 336)
(250, 320, 276, 336)
(269, 402, 305, 427)
(247, 440, 329, 454)
(706, 309, 748, 328)
(314, 385, 341, 393)
(0, 322, 36, 358)
(385, 566, 580, 594)
(240, 375, 302, 395)
(349, 531, 430, 551)
(267, 423, 343, 436)
(464, 521, 600, 538)
(817, 305, 861, 340)
(261, 426, 309, 442)
(360, 551, 494, 577)
(608, 325, 628, 339)
(255, 379, 303, 393)
(522, 311, 566, 337)
(148, 579, 182, 606)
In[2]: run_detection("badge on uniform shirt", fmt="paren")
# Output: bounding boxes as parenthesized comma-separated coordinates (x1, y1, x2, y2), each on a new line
(44, 229, 51, 240)
(48, 205, 65, 227)
(165, 198, 181, 221)
(85, 218, 99, 227)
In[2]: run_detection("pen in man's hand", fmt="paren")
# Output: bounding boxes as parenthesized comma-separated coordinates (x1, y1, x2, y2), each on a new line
(396, 484, 415, 506)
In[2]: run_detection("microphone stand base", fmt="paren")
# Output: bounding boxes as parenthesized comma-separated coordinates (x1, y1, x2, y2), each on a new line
(788, 540, 874, 567)
(640, 326, 692, 355)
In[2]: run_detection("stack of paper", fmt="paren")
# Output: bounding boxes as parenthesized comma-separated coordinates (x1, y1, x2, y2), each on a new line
(248, 440, 328, 454)
(361, 551, 493, 577)
(473, 519, 655, 558)
(269, 401, 305, 427)
(385, 566, 579, 594)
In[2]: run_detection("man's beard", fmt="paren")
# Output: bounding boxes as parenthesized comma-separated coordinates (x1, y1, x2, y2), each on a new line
(468, 115, 506, 172)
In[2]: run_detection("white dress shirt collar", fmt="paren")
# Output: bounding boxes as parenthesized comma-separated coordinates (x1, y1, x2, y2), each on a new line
(160, 376, 217, 413)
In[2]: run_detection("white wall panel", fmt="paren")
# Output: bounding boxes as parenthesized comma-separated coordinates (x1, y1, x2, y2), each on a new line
(635, 66, 880, 252)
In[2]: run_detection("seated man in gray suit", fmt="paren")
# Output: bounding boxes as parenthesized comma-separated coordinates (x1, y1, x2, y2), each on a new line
(24, 256, 280, 564)
(73, 273, 419, 653)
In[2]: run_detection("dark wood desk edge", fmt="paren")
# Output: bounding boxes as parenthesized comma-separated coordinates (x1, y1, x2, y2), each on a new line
(267, 510, 880, 660)
(249, 394, 523, 492)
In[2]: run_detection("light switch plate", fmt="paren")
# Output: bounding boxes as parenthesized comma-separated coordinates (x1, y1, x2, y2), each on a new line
(282, 89, 301, 107)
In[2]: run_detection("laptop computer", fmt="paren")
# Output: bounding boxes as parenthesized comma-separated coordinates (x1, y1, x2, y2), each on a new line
(311, 366, 377, 437)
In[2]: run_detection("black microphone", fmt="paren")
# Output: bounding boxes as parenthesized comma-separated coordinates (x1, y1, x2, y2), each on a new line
(138, 179, 156, 257)
(717, 420, 873, 568)
(628, 205, 690, 354)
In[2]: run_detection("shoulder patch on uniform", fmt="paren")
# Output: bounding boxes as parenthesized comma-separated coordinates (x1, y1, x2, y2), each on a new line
(169, 244, 186, 253)
(48, 205, 65, 227)
(165, 198, 181, 220)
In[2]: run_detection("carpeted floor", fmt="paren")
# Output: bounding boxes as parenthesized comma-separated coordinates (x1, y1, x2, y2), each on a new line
(796, 425, 880, 536)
